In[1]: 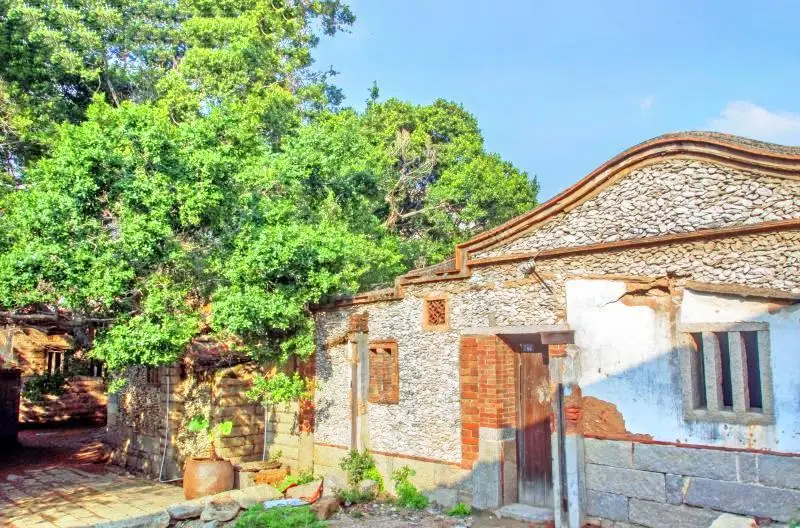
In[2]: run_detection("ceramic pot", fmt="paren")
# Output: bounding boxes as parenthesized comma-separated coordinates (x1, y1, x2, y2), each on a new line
(183, 457, 234, 500)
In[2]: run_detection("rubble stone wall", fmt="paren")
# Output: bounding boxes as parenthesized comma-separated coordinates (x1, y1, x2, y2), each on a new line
(477, 159, 800, 258)
(107, 364, 303, 479)
(19, 376, 106, 424)
(584, 438, 800, 526)
(315, 228, 800, 464)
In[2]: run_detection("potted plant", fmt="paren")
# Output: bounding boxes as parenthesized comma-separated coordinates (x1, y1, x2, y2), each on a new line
(183, 414, 235, 499)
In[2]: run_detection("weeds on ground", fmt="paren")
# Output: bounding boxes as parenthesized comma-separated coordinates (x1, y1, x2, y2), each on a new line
(391, 466, 429, 510)
(336, 486, 375, 505)
(235, 505, 326, 528)
(446, 502, 472, 517)
(276, 469, 315, 493)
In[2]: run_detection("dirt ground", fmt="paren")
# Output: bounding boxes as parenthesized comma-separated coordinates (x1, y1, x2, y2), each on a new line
(0, 425, 107, 479)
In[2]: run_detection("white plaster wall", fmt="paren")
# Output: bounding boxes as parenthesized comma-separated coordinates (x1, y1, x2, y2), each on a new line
(314, 309, 353, 448)
(680, 289, 800, 451)
(568, 279, 800, 451)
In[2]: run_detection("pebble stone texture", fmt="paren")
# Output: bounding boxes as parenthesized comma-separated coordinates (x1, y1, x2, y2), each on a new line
(476, 159, 800, 258)
(314, 156, 800, 466)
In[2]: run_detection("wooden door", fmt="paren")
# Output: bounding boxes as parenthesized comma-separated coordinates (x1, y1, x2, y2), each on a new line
(517, 350, 553, 507)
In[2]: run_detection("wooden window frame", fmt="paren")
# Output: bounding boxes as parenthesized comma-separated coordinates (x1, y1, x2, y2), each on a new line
(423, 294, 451, 331)
(368, 340, 399, 405)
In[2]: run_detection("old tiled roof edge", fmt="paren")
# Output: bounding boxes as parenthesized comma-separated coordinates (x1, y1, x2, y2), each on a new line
(317, 132, 800, 310)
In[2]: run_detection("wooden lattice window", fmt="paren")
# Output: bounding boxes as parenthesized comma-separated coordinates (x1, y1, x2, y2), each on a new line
(368, 340, 399, 404)
(423, 295, 450, 330)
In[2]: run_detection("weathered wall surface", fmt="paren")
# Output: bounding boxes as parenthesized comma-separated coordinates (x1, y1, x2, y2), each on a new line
(568, 279, 800, 452)
(477, 159, 800, 258)
(107, 364, 302, 479)
(584, 437, 800, 526)
(19, 376, 106, 424)
(315, 297, 463, 463)
(315, 228, 800, 466)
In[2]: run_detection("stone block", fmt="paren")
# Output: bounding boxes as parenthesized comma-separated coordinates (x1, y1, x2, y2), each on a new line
(757, 454, 800, 490)
(633, 443, 738, 481)
(586, 490, 629, 521)
(709, 513, 759, 528)
(310, 496, 341, 520)
(230, 484, 283, 508)
(585, 438, 633, 468)
(665, 474, 684, 505)
(628, 499, 720, 528)
(200, 496, 240, 522)
(684, 477, 800, 522)
(585, 464, 665, 502)
(424, 487, 458, 508)
(285, 479, 323, 500)
(167, 500, 205, 520)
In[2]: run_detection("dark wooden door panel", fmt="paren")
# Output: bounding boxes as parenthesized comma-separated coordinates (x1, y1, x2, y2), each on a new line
(517, 351, 553, 507)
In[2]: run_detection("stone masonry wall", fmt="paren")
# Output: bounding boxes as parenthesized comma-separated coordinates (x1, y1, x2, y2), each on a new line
(107, 364, 303, 479)
(477, 159, 800, 258)
(315, 228, 800, 467)
(584, 438, 800, 527)
(19, 376, 106, 424)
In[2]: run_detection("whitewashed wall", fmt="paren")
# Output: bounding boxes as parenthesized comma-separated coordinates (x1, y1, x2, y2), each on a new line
(568, 279, 800, 451)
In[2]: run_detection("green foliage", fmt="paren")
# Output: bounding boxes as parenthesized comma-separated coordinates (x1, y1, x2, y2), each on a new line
(187, 414, 233, 442)
(106, 377, 128, 395)
(22, 373, 66, 403)
(339, 450, 376, 487)
(0, 2, 539, 373)
(363, 466, 385, 493)
(391, 466, 428, 510)
(276, 469, 315, 493)
(234, 505, 327, 528)
(247, 371, 310, 406)
(446, 503, 472, 517)
(335, 487, 375, 505)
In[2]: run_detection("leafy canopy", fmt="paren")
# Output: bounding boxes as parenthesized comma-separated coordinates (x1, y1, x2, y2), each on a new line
(0, 2, 538, 370)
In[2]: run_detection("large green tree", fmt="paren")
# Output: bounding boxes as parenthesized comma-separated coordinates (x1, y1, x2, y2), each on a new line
(0, 2, 538, 370)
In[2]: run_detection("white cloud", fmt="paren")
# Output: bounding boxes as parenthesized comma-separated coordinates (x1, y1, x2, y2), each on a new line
(639, 95, 655, 110)
(708, 101, 800, 145)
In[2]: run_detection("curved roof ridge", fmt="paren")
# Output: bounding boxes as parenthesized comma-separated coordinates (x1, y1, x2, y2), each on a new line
(455, 131, 800, 259)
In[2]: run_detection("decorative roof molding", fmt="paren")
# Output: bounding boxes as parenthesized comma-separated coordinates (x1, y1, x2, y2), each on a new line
(317, 132, 800, 310)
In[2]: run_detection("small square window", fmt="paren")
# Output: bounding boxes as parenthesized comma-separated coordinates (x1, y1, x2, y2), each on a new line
(680, 323, 773, 425)
(46, 351, 66, 375)
(423, 295, 450, 330)
(368, 340, 399, 404)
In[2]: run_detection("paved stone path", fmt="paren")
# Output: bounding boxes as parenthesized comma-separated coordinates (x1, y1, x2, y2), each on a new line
(0, 465, 185, 528)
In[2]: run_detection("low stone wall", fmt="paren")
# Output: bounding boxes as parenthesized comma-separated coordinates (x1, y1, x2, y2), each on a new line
(584, 437, 800, 526)
(20, 376, 106, 425)
(312, 443, 472, 507)
(107, 364, 305, 480)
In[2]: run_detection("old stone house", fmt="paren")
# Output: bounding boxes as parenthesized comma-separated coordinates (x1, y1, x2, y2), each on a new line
(0, 325, 106, 426)
(311, 132, 800, 527)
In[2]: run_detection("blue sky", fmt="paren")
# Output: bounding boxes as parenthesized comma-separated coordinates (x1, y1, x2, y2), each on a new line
(314, 0, 800, 201)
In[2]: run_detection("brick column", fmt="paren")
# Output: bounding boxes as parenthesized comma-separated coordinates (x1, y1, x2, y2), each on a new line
(0, 369, 21, 446)
(460, 335, 518, 508)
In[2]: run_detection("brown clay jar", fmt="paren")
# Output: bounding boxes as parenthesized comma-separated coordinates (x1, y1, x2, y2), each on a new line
(183, 457, 234, 500)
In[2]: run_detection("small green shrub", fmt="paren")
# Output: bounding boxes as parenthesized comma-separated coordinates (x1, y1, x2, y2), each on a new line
(234, 505, 326, 527)
(22, 373, 66, 403)
(391, 466, 429, 510)
(447, 502, 472, 517)
(363, 466, 385, 492)
(247, 372, 310, 406)
(336, 487, 375, 505)
(276, 469, 315, 493)
(338, 450, 377, 486)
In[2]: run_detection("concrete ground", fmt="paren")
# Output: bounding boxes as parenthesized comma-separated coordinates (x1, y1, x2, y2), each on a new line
(0, 426, 184, 528)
